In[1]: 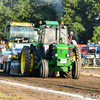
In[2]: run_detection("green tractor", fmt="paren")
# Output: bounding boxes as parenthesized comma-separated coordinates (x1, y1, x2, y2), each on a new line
(21, 21, 81, 79)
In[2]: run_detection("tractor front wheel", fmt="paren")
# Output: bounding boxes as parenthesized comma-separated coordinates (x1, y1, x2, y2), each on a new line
(39, 60, 49, 78)
(20, 46, 31, 76)
(72, 47, 81, 79)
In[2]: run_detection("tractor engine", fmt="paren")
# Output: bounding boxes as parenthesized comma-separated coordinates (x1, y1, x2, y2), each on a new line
(52, 44, 73, 67)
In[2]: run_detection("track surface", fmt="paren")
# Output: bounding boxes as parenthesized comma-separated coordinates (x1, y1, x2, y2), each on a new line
(0, 69, 100, 100)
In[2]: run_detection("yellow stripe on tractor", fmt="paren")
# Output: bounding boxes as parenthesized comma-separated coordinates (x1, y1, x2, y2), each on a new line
(52, 47, 68, 49)
(7, 22, 34, 26)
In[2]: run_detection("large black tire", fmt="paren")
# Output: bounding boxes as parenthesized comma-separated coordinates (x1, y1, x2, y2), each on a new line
(31, 46, 40, 69)
(39, 60, 49, 78)
(6, 62, 10, 74)
(72, 47, 81, 79)
(3, 61, 6, 73)
(30, 46, 40, 77)
(20, 46, 31, 76)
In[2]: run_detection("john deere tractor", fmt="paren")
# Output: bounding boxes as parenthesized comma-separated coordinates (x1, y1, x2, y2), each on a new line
(21, 21, 81, 79)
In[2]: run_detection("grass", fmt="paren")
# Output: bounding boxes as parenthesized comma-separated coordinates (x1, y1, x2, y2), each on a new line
(82, 66, 100, 69)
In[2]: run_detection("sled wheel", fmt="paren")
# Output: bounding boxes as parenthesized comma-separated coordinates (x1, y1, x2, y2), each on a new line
(6, 62, 10, 73)
(3, 62, 6, 73)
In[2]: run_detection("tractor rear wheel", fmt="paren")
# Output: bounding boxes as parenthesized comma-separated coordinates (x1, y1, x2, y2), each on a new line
(3, 61, 6, 73)
(20, 46, 31, 76)
(39, 60, 49, 78)
(72, 47, 81, 79)
(30, 46, 40, 77)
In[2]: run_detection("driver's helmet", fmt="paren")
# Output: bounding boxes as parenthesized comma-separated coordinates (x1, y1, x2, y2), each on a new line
(70, 31, 73, 36)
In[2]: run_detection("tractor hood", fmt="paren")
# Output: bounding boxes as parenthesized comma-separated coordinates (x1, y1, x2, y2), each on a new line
(52, 44, 73, 59)
(51, 44, 73, 67)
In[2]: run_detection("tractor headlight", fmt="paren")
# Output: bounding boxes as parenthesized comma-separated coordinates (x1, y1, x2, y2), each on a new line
(55, 53, 58, 57)
(46, 25, 50, 28)
(66, 54, 70, 57)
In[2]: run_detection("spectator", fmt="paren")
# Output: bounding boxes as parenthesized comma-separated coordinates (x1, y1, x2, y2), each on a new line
(69, 31, 73, 42)
(71, 40, 77, 47)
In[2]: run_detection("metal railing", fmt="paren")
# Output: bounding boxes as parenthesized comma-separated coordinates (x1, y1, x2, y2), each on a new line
(82, 53, 100, 67)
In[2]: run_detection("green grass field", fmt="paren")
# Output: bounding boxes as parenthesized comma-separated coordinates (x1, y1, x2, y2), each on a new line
(82, 66, 100, 69)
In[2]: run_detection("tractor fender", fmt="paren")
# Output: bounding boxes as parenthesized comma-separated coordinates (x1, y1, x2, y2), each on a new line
(34, 46, 44, 58)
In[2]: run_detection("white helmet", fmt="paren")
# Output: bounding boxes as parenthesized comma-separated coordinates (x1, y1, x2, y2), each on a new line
(70, 31, 73, 36)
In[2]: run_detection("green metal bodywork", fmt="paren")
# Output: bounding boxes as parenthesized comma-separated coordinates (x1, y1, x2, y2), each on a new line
(33, 21, 74, 72)
(34, 42, 74, 72)
(49, 44, 73, 71)
(33, 41, 41, 46)
(45, 21, 59, 25)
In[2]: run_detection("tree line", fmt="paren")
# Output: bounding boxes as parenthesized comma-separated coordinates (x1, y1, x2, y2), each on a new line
(0, 0, 100, 43)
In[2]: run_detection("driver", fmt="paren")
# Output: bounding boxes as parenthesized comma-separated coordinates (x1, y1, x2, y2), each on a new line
(69, 31, 73, 42)
(71, 40, 77, 47)
(48, 31, 55, 43)
(12, 27, 17, 37)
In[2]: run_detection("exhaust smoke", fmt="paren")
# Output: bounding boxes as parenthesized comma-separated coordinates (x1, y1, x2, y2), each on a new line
(39, 0, 64, 21)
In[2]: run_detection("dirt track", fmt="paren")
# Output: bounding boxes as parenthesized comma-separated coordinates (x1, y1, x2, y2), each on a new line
(0, 69, 100, 100)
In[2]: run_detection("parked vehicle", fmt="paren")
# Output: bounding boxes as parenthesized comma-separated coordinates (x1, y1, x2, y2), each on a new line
(0, 22, 39, 76)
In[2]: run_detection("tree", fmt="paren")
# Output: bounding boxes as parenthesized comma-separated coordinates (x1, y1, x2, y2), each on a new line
(62, 0, 100, 43)
(0, 0, 58, 36)
(32, 3, 57, 27)
(92, 25, 100, 43)
(0, 3, 13, 36)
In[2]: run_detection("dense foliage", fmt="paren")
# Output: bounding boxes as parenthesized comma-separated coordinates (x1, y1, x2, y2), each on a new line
(92, 25, 100, 43)
(0, 0, 100, 43)
(0, 0, 58, 37)
(62, 0, 100, 43)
